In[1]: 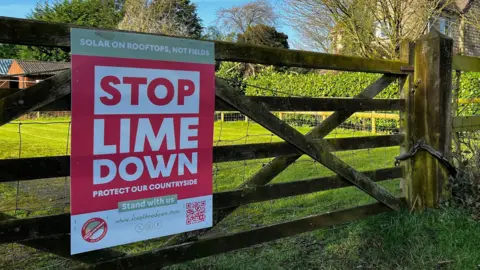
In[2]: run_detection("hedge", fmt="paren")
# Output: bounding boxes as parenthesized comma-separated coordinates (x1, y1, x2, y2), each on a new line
(244, 67, 399, 99)
(457, 72, 480, 116)
(243, 67, 400, 130)
(216, 65, 480, 130)
(243, 66, 480, 99)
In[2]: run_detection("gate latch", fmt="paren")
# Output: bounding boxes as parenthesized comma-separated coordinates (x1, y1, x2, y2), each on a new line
(394, 140, 457, 177)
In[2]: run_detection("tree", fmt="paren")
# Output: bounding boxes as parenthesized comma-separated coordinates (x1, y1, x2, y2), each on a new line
(216, 0, 278, 34)
(118, 0, 202, 38)
(18, 0, 125, 61)
(0, 44, 19, 58)
(279, 0, 453, 59)
(215, 1, 287, 86)
(218, 25, 289, 84)
(202, 26, 235, 42)
(237, 24, 289, 49)
(30, 0, 123, 27)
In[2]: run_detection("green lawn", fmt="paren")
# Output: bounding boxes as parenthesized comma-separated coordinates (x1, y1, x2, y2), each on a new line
(0, 119, 479, 269)
(0, 120, 400, 216)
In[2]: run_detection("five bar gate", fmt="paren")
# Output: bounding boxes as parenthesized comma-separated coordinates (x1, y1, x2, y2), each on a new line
(0, 16, 474, 269)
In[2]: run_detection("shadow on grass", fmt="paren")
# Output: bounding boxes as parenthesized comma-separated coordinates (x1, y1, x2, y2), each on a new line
(169, 207, 480, 270)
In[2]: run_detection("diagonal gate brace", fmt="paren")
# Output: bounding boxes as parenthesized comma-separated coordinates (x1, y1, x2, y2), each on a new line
(215, 78, 405, 211)
(165, 74, 401, 245)
(0, 70, 71, 127)
(242, 74, 400, 188)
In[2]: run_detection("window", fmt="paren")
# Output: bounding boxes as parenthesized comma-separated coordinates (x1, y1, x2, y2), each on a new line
(439, 17, 452, 36)
(374, 21, 388, 39)
(428, 16, 453, 37)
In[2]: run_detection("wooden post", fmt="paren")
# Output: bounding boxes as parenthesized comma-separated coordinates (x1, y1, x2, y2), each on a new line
(404, 31, 453, 209)
(451, 71, 461, 167)
(399, 40, 415, 195)
(220, 112, 225, 122)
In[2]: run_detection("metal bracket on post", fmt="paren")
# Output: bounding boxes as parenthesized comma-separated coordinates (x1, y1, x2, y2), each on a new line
(400, 66, 414, 72)
(395, 140, 457, 177)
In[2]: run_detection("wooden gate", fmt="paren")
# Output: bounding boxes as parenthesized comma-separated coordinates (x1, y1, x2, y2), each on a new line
(0, 16, 456, 269)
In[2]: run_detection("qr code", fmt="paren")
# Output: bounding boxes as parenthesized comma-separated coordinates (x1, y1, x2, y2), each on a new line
(186, 201, 206, 225)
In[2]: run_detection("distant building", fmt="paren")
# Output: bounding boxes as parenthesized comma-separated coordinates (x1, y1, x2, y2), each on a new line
(7, 60, 71, 89)
(0, 59, 13, 89)
(332, 0, 480, 57)
(426, 0, 480, 56)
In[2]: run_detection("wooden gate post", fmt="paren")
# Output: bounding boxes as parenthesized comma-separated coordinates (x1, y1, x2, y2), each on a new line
(403, 31, 453, 209)
(399, 40, 415, 195)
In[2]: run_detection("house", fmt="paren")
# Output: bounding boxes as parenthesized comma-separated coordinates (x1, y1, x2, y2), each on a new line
(332, 0, 480, 57)
(427, 0, 480, 55)
(7, 60, 71, 89)
(5, 60, 71, 119)
(0, 59, 12, 89)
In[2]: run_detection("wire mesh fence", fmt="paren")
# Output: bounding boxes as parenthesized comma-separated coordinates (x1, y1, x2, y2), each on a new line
(210, 113, 401, 237)
(0, 77, 403, 269)
(450, 71, 480, 220)
(452, 71, 480, 168)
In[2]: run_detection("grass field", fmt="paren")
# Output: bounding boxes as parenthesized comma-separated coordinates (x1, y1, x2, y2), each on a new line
(0, 119, 399, 216)
(0, 119, 479, 269)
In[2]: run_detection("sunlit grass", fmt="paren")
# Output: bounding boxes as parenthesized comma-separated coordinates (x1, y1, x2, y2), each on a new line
(1, 119, 477, 269)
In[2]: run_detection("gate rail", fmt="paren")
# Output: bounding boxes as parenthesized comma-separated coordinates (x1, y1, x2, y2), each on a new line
(0, 16, 417, 269)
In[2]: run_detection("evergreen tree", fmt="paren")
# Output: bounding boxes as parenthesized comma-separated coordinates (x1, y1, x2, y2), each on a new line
(18, 0, 125, 61)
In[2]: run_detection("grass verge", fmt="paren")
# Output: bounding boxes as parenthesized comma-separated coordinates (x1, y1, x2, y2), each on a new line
(169, 207, 480, 270)
(0, 119, 478, 269)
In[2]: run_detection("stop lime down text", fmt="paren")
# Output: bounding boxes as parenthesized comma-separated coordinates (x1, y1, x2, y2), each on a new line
(93, 117, 200, 185)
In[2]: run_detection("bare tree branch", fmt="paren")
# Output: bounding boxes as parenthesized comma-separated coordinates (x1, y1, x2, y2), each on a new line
(278, 0, 454, 58)
(216, 0, 278, 34)
(118, 0, 202, 37)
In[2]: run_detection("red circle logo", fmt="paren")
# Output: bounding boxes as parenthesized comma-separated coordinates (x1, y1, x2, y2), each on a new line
(81, 217, 108, 243)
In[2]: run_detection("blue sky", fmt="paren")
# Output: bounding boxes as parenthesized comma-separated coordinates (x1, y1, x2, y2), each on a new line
(0, 0, 297, 44)
(0, 0, 36, 18)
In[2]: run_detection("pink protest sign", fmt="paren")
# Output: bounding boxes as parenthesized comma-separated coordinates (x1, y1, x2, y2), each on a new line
(70, 28, 215, 254)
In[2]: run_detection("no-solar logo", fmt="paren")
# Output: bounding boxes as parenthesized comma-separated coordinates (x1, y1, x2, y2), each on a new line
(81, 217, 108, 243)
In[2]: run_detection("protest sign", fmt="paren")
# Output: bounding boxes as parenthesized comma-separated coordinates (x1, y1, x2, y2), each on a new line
(70, 29, 214, 254)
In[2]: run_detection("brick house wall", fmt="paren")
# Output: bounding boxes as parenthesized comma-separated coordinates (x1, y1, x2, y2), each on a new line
(464, 0, 480, 56)
(450, 18, 461, 54)
(331, 0, 480, 58)
(425, 1, 480, 56)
